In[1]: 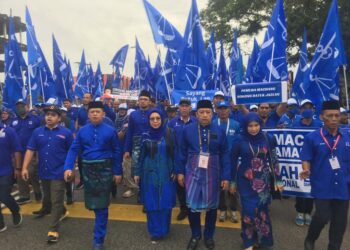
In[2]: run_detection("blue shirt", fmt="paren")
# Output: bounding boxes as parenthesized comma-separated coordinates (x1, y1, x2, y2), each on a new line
(278, 113, 296, 128)
(262, 110, 281, 128)
(213, 118, 240, 151)
(229, 110, 244, 124)
(103, 104, 116, 122)
(168, 115, 197, 149)
(11, 114, 41, 153)
(176, 122, 231, 181)
(0, 125, 22, 176)
(124, 109, 150, 153)
(67, 107, 78, 122)
(77, 106, 89, 127)
(27, 126, 73, 180)
(300, 127, 350, 200)
(64, 122, 122, 175)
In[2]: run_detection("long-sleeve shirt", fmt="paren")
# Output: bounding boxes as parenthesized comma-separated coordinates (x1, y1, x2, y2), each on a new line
(64, 122, 122, 175)
(124, 109, 150, 153)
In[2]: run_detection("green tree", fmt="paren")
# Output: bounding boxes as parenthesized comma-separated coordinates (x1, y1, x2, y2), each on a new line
(200, 0, 350, 66)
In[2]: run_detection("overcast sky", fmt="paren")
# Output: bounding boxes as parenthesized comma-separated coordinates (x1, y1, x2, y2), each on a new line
(1, 0, 213, 77)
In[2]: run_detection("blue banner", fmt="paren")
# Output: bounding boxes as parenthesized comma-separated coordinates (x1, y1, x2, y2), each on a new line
(231, 81, 287, 105)
(171, 90, 216, 109)
(264, 128, 314, 198)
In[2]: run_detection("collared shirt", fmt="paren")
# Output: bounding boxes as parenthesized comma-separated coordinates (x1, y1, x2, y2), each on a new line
(0, 125, 22, 176)
(124, 109, 150, 153)
(27, 125, 73, 180)
(175, 122, 231, 181)
(168, 115, 197, 149)
(67, 107, 78, 122)
(301, 127, 350, 200)
(64, 122, 122, 175)
(11, 114, 41, 153)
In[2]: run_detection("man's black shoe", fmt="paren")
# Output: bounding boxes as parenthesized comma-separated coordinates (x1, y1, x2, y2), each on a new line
(177, 209, 188, 221)
(66, 196, 73, 205)
(32, 208, 51, 217)
(204, 239, 215, 249)
(187, 237, 201, 250)
(304, 239, 315, 250)
(34, 192, 42, 202)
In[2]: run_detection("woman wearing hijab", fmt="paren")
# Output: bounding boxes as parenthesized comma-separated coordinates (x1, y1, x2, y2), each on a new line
(134, 109, 176, 243)
(230, 113, 284, 250)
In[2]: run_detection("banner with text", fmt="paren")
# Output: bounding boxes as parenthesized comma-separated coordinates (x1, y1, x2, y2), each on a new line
(231, 81, 288, 105)
(264, 128, 315, 198)
(111, 88, 139, 100)
(171, 90, 216, 109)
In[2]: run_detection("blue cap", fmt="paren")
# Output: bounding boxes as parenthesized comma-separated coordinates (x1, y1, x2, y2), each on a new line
(217, 101, 230, 108)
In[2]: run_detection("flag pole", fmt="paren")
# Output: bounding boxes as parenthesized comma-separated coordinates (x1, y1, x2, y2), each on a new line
(268, 43, 275, 82)
(343, 65, 349, 110)
(39, 69, 45, 103)
(154, 45, 172, 104)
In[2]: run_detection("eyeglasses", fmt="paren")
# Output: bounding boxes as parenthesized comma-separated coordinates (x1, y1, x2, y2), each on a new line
(150, 117, 161, 121)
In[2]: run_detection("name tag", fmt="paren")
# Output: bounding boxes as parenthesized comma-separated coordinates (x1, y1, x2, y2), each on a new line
(198, 152, 209, 169)
(329, 157, 340, 170)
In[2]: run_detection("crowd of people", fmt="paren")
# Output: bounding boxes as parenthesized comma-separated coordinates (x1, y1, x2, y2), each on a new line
(0, 89, 349, 250)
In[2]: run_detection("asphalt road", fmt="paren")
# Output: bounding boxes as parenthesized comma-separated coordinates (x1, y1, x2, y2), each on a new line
(1, 186, 350, 250)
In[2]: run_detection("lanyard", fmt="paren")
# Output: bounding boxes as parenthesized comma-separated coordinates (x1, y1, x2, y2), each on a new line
(320, 128, 341, 158)
(248, 142, 260, 158)
(198, 125, 210, 152)
(218, 119, 230, 135)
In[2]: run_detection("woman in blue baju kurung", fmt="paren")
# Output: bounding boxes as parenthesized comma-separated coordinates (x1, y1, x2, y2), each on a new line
(231, 113, 283, 250)
(134, 109, 176, 243)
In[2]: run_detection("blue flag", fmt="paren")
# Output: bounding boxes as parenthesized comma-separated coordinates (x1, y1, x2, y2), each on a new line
(152, 53, 162, 83)
(217, 40, 230, 95)
(206, 31, 217, 90)
(112, 67, 122, 89)
(74, 51, 89, 99)
(3, 16, 27, 108)
(65, 60, 74, 99)
(110, 44, 128, 70)
(175, 0, 209, 90)
(291, 29, 309, 102)
(255, 0, 288, 82)
(134, 38, 154, 95)
(245, 38, 261, 83)
(303, 0, 347, 109)
(93, 63, 103, 99)
(143, 0, 184, 51)
(87, 65, 94, 94)
(53, 34, 71, 103)
(229, 31, 244, 85)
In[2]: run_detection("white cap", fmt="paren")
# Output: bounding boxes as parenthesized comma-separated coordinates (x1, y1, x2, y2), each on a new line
(249, 104, 258, 110)
(95, 97, 101, 101)
(60, 107, 68, 112)
(214, 91, 225, 97)
(46, 98, 57, 105)
(119, 103, 128, 109)
(287, 98, 298, 106)
(300, 99, 313, 107)
(127, 108, 135, 116)
(340, 107, 347, 113)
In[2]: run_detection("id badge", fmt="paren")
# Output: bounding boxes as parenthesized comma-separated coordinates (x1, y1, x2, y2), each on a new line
(329, 157, 340, 170)
(198, 152, 209, 169)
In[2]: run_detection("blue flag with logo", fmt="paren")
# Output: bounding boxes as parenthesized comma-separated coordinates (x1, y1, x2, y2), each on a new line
(291, 29, 309, 102)
(303, 0, 347, 110)
(229, 31, 244, 85)
(245, 38, 260, 83)
(66, 60, 74, 99)
(93, 63, 103, 99)
(53, 34, 71, 103)
(206, 31, 217, 90)
(143, 0, 184, 51)
(255, 0, 288, 82)
(110, 44, 129, 69)
(175, 0, 209, 91)
(74, 50, 89, 98)
(134, 38, 154, 95)
(87, 65, 94, 94)
(3, 16, 27, 108)
(217, 40, 230, 95)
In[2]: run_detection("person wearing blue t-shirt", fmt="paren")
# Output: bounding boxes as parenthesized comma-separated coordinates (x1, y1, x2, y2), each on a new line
(213, 101, 240, 224)
(0, 124, 23, 232)
(301, 101, 350, 250)
(277, 98, 300, 128)
(258, 103, 285, 128)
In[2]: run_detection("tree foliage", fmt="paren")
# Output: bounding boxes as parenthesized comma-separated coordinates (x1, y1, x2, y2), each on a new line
(200, 0, 350, 66)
